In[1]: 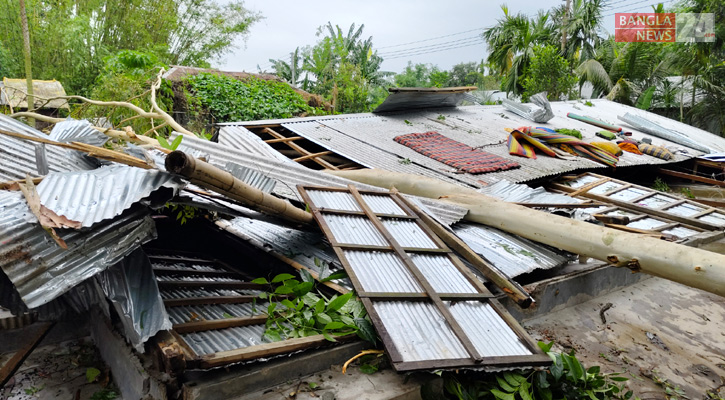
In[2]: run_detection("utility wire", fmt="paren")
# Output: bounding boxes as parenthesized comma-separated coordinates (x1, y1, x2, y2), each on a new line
(384, 40, 486, 60)
(382, 38, 486, 58)
(377, 35, 485, 56)
(376, 27, 486, 49)
(602, 0, 675, 17)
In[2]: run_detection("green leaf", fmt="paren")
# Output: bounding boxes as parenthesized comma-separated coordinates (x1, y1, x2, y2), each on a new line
(537, 341, 553, 353)
(340, 315, 355, 326)
(587, 366, 601, 375)
(251, 277, 268, 284)
(316, 313, 333, 326)
(320, 271, 347, 282)
(263, 330, 282, 342)
(267, 303, 277, 314)
(609, 376, 629, 382)
(322, 331, 337, 342)
(490, 388, 515, 400)
(503, 372, 522, 387)
(86, 367, 101, 383)
(272, 273, 295, 283)
(327, 292, 353, 312)
(274, 285, 293, 295)
(281, 299, 296, 309)
(518, 381, 533, 400)
(157, 135, 170, 149)
(314, 299, 325, 314)
(549, 354, 564, 381)
(496, 376, 516, 392)
(359, 364, 378, 374)
(534, 371, 550, 389)
(308, 382, 319, 390)
(537, 387, 553, 400)
(292, 281, 314, 297)
(170, 134, 183, 150)
(324, 321, 346, 330)
(222, 312, 234, 319)
(355, 318, 377, 344)
(636, 85, 656, 110)
(299, 269, 314, 283)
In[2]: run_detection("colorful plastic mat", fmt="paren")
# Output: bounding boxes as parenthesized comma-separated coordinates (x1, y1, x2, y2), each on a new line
(394, 131, 520, 174)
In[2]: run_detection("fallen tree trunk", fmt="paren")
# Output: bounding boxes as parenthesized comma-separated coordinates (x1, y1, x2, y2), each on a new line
(327, 169, 725, 298)
(165, 151, 313, 225)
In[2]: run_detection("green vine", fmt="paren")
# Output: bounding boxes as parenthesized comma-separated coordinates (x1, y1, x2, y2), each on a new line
(252, 272, 376, 344)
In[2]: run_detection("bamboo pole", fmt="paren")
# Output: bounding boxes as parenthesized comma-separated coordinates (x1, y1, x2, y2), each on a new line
(165, 151, 313, 225)
(327, 169, 725, 298)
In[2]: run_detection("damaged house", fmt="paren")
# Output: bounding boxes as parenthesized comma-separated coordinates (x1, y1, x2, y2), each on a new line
(1, 87, 725, 399)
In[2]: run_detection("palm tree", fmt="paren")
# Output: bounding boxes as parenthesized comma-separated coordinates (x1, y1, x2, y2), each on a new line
(482, 6, 555, 95)
(560, 0, 605, 63)
(269, 47, 304, 86)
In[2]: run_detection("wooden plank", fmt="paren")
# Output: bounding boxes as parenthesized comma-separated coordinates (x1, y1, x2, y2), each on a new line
(156, 281, 267, 290)
(264, 136, 303, 144)
(346, 185, 483, 362)
(550, 182, 721, 230)
(393, 192, 532, 308)
(0, 322, 54, 387)
(318, 208, 412, 219)
(293, 151, 333, 162)
(163, 295, 259, 307)
(173, 315, 268, 334)
(392, 354, 552, 372)
(658, 168, 725, 187)
(262, 127, 339, 170)
(603, 183, 632, 196)
(198, 334, 357, 368)
(568, 177, 611, 197)
(515, 202, 606, 209)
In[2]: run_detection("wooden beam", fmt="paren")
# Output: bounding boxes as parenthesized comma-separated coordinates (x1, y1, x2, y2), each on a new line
(515, 202, 605, 209)
(293, 151, 333, 162)
(0, 322, 54, 387)
(568, 177, 611, 197)
(198, 334, 357, 368)
(163, 295, 259, 307)
(550, 182, 722, 231)
(395, 192, 533, 308)
(264, 136, 303, 144)
(658, 168, 725, 187)
(173, 315, 268, 334)
(261, 127, 339, 170)
(156, 281, 267, 290)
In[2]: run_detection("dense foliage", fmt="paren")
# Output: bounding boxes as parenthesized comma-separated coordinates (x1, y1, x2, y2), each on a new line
(521, 46, 577, 101)
(185, 73, 318, 122)
(253, 272, 376, 344)
(0, 0, 259, 95)
(441, 342, 632, 400)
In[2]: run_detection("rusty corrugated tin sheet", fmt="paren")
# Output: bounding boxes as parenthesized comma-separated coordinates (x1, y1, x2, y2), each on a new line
(0, 189, 156, 309)
(36, 165, 183, 227)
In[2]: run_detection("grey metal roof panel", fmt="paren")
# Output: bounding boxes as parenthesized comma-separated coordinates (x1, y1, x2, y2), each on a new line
(410, 254, 478, 294)
(373, 301, 470, 362)
(224, 99, 725, 184)
(167, 303, 264, 325)
(373, 90, 477, 113)
(344, 250, 423, 293)
(36, 165, 183, 227)
(326, 214, 387, 246)
(182, 324, 267, 355)
(448, 301, 531, 357)
(478, 179, 582, 204)
(217, 125, 292, 163)
(224, 162, 277, 194)
(382, 219, 437, 248)
(453, 222, 570, 278)
(0, 190, 156, 308)
(0, 114, 95, 181)
(173, 133, 467, 225)
(48, 119, 108, 147)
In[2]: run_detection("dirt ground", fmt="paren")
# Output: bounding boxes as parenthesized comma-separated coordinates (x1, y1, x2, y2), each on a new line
(525, 276, 725, 400)
(1, 338, 119, 400)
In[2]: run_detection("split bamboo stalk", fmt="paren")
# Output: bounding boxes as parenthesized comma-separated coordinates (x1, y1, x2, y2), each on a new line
(165, 151, 313, 225)
(327, 169, 725, 298)
(394, 191, 534, 308)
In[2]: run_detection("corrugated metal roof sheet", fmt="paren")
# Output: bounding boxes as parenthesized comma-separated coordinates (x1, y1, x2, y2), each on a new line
(182, 324, 266, 355)
(453, 222, 570, 278)
(0, 189, 156, 308)
(48, 119, 108, 147)
(299, 186, 547, 371)
(478, 180, 582, 204)
(0, 114, 95, 181)
(173, 133, 467, 225)
(373, 88, 478, 113)
(224, 162, 276, 194)
(225, 99, 725, 184)
(36, 165, 183, 227)
(217, 126, 293, 163)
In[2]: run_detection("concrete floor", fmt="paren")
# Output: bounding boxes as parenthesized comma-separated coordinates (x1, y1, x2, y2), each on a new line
(1, 338, 119, 400)
(525, 276, 725, 399)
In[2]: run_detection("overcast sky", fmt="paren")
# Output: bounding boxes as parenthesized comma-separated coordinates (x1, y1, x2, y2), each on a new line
(218, 0, 658, 75)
